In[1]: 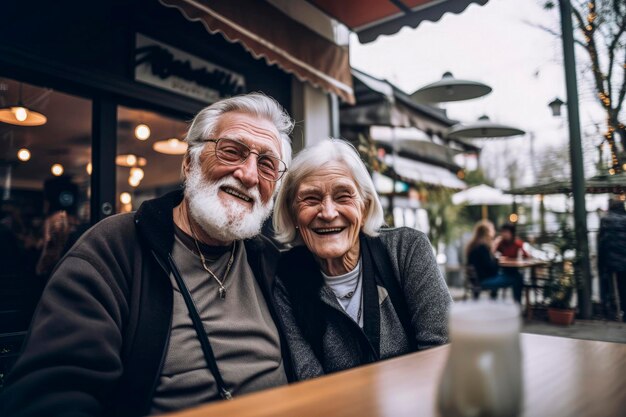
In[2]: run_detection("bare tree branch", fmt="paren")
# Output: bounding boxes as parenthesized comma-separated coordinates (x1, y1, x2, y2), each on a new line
(522, 20, 587, 47)
(606, 8, 626, 94)
(615, 46, 626, 115)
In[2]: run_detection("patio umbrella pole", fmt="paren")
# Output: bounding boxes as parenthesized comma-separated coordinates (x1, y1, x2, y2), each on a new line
(481, 204, 487, 220)
(559, 0, 592, 319)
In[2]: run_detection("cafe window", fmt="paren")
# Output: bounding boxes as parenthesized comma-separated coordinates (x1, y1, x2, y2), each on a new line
(116, 106, 188, 212)
(0, 77, 91, 331)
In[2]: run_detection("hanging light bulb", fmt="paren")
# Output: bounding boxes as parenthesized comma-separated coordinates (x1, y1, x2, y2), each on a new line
(115, 154, 147, 167)
(17, 148, 31, 162)
(0, 83, 47, 126)
(153, 137, 188, 155)
(126, 154, 137, 166)
(128, 175, 141, 187)
(130, 167, 144, 181)
(86, 162, 92, 175)
(120, 192, 132, 205)
(51, 163, 64, 176)
(13, 107, 28, 122)
(135, 123, 151, 140)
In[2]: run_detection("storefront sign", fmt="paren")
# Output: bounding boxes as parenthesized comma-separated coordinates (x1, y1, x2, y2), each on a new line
(135, 34, 245, 103)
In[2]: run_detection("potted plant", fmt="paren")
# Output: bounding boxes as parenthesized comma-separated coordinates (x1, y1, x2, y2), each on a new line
(544, 261, 576, 325)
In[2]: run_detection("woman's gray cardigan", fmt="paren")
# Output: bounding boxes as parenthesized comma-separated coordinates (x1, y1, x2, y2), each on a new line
(273, 227, 452, 380)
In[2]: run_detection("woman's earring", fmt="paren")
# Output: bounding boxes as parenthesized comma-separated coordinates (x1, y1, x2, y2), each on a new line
(295, 225, 299, 229)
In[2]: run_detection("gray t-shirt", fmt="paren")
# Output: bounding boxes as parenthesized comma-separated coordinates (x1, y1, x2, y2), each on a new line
(150, 232, 287, 414)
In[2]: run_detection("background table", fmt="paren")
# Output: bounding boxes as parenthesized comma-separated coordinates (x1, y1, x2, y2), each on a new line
(497, 257, 549, 269)
(498, 258, 552, 319)
(165, 334, 626, 417)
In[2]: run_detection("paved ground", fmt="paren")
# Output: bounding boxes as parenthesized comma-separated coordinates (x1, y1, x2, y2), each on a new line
(448, 286, 626, 344)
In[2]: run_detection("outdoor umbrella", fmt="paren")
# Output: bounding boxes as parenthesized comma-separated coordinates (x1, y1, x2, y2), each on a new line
(446, 115, 525, 139)
(452, 184, 514, 219)
(410, 72, 492, 103)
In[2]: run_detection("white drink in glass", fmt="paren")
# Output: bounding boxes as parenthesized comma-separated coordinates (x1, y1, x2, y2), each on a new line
(437, 301, 523, 417)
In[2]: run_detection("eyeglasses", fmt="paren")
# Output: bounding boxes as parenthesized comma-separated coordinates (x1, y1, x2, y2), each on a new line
(204, 138, 287, 182)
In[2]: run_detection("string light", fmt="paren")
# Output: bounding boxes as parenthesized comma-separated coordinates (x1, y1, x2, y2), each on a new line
(17, 148, 31, 162)
(129, 176, 141, 187)
(51, 163, 64, 176)
(130, 167, 144, 181)
(120, 192, 132, 205)
(135, 124, 151, 141)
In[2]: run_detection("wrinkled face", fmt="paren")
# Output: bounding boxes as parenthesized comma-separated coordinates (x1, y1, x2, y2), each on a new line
(294, 162, 366, 260)
(195, 111, 282, 206)
(184, 112, 282, 241)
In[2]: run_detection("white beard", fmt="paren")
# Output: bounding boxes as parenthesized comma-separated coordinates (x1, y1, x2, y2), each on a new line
(184, 161, 274, 242)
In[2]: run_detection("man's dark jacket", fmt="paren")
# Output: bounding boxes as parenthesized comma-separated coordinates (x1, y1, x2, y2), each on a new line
(0, 190, 293, 417)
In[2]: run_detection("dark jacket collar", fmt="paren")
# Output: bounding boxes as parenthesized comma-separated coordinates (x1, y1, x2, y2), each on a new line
(133, 189, 278, 279)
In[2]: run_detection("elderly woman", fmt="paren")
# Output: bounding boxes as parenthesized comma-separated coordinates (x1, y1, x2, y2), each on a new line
(272, 139, 451, 380)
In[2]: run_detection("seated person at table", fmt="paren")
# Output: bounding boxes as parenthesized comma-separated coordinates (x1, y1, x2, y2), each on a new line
(466, 220, 514, 299)
(495, 222, 527, 303)
(272, 139, 451, 381)
(494, 223, 528, 259)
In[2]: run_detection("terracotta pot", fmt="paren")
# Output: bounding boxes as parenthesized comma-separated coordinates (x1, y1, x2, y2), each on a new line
(548, 308, 575, 326)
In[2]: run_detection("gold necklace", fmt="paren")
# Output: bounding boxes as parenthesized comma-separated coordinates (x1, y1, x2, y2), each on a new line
(191, 228, 236, 300)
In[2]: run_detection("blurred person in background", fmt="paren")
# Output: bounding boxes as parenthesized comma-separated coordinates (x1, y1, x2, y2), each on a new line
(598, 198, 626, 322)
(494, 223, 528, 259)
(35, 176, 88, 279)
(466, 220, 515, 300)
(493, 222, 528, 303)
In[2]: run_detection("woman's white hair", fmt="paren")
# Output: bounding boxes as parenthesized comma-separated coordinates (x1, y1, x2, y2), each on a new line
(183, 92, 293, 173)
(273, 139, 385, 244)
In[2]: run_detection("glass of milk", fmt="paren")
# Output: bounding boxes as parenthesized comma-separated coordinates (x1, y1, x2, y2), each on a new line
(437, 301, 523, 417)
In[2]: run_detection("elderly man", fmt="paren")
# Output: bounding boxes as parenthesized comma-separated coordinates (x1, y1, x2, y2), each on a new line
(0, 93, 294, 417)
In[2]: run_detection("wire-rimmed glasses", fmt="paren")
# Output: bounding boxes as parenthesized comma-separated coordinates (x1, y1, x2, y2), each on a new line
(205, 138, 287, 182)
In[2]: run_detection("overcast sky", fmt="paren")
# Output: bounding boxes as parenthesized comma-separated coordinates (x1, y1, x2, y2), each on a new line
(350, 0, 607, 187)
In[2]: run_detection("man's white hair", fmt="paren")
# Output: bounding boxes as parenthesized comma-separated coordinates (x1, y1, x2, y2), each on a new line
(184, 92, 293, 172)
(273, 139, 385, 244)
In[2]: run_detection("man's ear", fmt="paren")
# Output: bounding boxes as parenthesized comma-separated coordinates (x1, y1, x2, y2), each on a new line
(181, 152, 192, 180)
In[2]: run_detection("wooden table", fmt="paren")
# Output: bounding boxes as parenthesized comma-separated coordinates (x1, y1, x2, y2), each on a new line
(498, 258, 551, 319)
(165, 334, 626, 417)
(497, 257, 549, 269)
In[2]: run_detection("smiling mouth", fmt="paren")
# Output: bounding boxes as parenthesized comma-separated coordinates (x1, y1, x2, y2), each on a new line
(313, 227, 345, 235)
(221, 186, 253, 203)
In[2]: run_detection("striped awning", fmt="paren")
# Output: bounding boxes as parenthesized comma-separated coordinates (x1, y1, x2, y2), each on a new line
(160, 0, 355, 103)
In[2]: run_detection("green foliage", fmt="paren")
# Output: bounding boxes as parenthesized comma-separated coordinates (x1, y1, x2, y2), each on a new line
(543, 221, 580, 309)
(420, 186, 470, 248)
(552, 219, 577, 254)
(544, 261, 576, 309)
(356, 133, 387, 175)
(463, 168, 493, 187)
